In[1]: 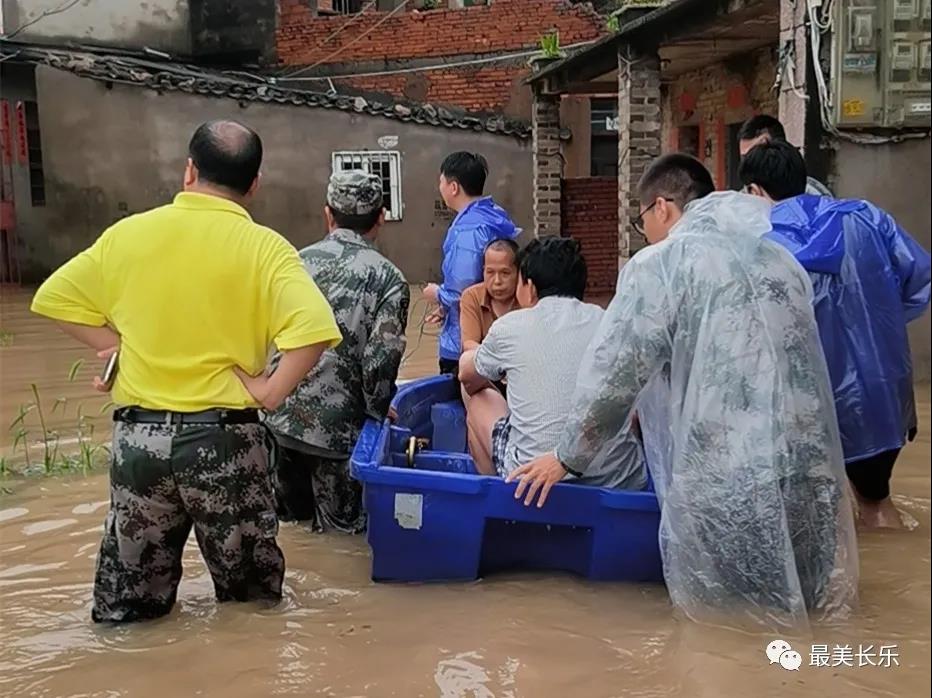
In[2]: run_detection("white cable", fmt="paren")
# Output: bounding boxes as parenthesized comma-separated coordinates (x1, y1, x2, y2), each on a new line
(282, 0, 411, 80)
(275, 40, 597, 82)
(277, 0, 380, 79)
(805, 0, 926, 145)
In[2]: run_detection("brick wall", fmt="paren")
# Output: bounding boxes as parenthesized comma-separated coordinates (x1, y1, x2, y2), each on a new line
(562, 177, 618, 296)
(336, 65, 523, 114)
(661, 46, 779, 187)
(277, 0, 605, 114)
(277, 0, 604, 64)
(534, 94, 562, 237)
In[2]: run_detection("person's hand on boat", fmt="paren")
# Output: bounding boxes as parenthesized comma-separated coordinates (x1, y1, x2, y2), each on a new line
(422, 283, 440, 304)
(506, 452, 567, 508)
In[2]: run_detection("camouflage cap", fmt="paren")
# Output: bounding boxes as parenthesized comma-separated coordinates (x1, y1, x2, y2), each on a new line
(327, 171, 384, 216)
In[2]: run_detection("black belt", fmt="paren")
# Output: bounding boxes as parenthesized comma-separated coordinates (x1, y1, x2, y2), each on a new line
(114, 407, 260, 426)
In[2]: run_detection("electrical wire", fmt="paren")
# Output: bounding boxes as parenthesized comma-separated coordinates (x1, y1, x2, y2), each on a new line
(2, 0, 84, 40)
(275, 40, 597, 83)
(773, 38, 807, 101)
(282, 0, 411, 81)
(277, 0, 380, 79)
(804, 0, 929, 145)
(400, 296, 440, 368)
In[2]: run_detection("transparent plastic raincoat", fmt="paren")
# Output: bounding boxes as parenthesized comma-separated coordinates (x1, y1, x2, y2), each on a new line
(769, 195, 931, 462)
(555, 191, 858, 628)
(437, 197, 518, 361)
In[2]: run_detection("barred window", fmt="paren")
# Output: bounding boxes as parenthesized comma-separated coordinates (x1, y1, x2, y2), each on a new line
(332, 150, 403, 221)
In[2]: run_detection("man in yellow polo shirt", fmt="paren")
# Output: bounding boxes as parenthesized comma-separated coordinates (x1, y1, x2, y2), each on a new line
(31, 120, 342, 623)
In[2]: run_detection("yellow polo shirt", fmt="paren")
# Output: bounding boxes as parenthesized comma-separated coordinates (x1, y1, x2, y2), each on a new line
(31, 192, 341, 411)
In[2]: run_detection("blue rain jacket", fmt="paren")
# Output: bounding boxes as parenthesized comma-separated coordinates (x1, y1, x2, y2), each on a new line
(768, 195, 931, 462)
(437, 197, 518, 361)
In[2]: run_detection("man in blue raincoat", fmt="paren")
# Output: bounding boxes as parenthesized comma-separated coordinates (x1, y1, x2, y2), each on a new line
(738, 115, 833, 196)
(422, 152, 519, 374)
(740, 140, 932, 528)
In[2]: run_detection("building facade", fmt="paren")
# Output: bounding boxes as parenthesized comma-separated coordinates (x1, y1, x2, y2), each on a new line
(527, 0, 932, 377)
(1, 0, 610, 283)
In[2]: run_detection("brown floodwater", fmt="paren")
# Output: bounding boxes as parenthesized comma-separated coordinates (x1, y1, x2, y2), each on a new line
(1, 286, 930, 697)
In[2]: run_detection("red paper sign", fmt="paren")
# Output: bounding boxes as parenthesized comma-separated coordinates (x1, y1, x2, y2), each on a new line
(0, 101, 12, 165)
(14, 102, 28, 165)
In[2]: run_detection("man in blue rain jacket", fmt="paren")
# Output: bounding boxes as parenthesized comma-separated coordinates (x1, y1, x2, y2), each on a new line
(423, 152, 519, 374)
(740, 140, 931, 528)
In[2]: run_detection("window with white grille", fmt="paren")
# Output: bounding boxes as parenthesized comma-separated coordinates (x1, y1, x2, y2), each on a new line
(331, 151, 404, 221)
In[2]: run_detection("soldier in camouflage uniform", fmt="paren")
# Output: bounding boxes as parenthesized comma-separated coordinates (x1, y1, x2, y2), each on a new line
(265, 171, 410, 533)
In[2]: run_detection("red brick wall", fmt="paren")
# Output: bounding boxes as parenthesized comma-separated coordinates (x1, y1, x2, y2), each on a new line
(336, 65, 522, 114)
(277, 0, 605, 114)
(662, 46, 779, 188)
(562, 177, 618, 296)
(277, 0, 603, 64)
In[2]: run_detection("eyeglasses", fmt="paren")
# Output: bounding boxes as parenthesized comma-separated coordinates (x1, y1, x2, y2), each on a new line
(631, 198, 674, 236)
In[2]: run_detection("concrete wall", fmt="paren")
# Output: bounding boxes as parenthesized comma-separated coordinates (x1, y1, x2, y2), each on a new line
(1, 0, 192, 55)
(833, 139, 932, 381)
(14, 66, 532, 284)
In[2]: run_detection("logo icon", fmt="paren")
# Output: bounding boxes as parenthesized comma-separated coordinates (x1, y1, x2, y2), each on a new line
(766, 639, 801, 671)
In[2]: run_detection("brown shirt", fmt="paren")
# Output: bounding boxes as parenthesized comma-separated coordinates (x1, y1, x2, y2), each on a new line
(460, 282, 518, 349)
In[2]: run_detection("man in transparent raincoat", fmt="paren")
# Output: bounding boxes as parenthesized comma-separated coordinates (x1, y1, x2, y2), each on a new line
(740, 140, 931, 529)
(510, 154, 858, 628)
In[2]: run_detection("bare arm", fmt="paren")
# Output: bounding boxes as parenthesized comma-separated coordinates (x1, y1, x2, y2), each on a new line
(458, 348, 492, 395)
(235, 343, 328, 411)
(56, 321, 120, 352)
(462, 340, 481, 352)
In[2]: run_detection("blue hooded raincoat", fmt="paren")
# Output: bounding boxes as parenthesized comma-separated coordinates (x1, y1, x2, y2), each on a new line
(768, 195, 931, 462)
(437, 197, 518, 361)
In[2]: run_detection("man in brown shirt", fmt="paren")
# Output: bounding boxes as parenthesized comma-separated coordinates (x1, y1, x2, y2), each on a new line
(460, 239, 520, 351)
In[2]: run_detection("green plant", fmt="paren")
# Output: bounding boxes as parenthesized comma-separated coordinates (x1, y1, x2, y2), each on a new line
(606, 15, 620, 32)
(72, 401, 113, 473)
(5, 359, 111, 476)
(0, 328, 12, 347)
(10, 403, 35, 471)
(30, 383, 62, 473)
(538, 31, 562, 59)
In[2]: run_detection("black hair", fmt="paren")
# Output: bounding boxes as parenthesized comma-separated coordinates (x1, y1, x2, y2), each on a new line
(330, 207, 384, 234)
(737, 114, 786, 144)
(485, 238, 519, 265)
(188, 120, 262, 196)
(440, 151, 488, 197)
(518, 238, 587, 300)
(637, 153, 715, 211)
(738, 139, 808, 201)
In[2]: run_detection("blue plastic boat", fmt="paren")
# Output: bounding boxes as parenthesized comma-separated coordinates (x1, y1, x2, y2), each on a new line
(350, 376, 663, 583)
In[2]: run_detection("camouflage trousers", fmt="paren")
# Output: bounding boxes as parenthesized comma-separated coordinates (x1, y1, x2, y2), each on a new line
(274, 442, 365, 534)
(92, 421, 285, 623)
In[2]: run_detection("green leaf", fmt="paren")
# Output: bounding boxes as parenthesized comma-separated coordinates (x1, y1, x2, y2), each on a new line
(68, 360, 85, 382)
(9, 404, 36, 429)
